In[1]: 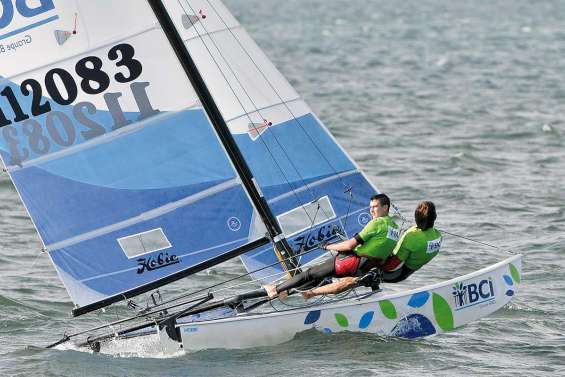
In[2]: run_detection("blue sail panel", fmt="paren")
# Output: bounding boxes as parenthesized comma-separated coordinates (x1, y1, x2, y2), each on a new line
(0, 5, 265, 311)
(49, 184, 254, 308)
(6, 109, 241, 246)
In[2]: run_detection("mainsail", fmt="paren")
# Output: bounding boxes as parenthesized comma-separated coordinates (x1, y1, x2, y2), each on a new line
(0, 0, 380, 316)
(0, 0, 274, 316)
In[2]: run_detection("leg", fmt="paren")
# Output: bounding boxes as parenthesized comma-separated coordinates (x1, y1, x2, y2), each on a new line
(382, 265, 414, 283)
(264, 257, 335, 298)
(302, 277, 359, 299)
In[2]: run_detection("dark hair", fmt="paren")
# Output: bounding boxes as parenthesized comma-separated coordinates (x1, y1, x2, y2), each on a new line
(370, 193, 391, 209)
(415, 201, 437, 230)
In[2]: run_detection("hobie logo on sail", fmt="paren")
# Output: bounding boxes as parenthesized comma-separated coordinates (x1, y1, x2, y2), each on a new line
(452, 278, 495, 310)
(137, 252, 180, 274)
(0, 0, 56, 38)
(292, 223, 344, 252)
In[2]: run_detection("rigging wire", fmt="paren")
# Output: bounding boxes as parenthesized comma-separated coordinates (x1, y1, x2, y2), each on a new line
(174, 1, 360, 285)
(341, 187, 354, 232)
(180, 0, 359, 235)
(202, 0, 353, 223)
(204, 0, 352, 192)
(385, 202, 513, 254)
(28, 250, 45, 270)
(176, 0, 331, 228)
(438, 228, 515, 255)
(136, 241, 330, 312)
(379, 202, 512, 254)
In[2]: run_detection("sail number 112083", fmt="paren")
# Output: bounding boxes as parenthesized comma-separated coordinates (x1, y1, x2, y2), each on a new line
(0, 43, 142, 127)
(0, 43, 160, 165)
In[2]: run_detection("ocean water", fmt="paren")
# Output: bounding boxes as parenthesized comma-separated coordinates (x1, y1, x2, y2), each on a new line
(1, 0, 565, 376)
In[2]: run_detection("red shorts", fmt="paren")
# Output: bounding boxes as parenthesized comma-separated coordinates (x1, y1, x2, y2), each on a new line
(334, 254, 361, 276)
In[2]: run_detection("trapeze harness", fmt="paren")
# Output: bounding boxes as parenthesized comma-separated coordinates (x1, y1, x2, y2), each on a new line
(335, 231, 416, 283)
(333, 232, 385, 276)
(334, 253, 362, 276)
(275, 233, 394, 294)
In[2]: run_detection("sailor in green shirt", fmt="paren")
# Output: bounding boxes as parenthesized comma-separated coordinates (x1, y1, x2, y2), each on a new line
(353, 205, 399, 261)
(380, 201, 442, 282)
(297, 201, 440, 299)
(264, 193, 399, 299)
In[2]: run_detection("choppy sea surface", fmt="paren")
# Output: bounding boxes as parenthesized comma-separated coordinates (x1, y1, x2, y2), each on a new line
(1, 0, 565, 376)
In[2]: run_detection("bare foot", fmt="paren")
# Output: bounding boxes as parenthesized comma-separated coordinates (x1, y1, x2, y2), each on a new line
(278, 290, 288, 300)
(301, 289, 315, 300)
(263, 284, 277, 299)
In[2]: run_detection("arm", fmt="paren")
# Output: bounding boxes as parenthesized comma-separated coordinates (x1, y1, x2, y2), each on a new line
(325, 236, 359, 253)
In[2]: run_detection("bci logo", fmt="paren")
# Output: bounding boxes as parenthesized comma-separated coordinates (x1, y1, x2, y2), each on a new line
(452, 278, 495, 310)
(0, 0, 55, 30)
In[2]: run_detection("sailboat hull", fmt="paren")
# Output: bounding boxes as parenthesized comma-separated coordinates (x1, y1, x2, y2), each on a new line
(175, 255, 522, 350)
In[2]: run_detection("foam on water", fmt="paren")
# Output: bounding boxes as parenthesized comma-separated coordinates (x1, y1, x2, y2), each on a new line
(54, 334, 186, 359)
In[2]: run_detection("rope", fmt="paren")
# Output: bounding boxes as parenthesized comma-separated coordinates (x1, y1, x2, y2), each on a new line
(174, 2, 362, 272)
(28, 250, 45, 270)
(438, 228, 515, 254)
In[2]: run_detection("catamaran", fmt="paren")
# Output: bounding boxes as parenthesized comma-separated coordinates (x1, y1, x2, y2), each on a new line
(0, 0, 521, 354)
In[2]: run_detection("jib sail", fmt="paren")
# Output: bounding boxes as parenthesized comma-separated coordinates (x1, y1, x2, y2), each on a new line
(159, 0, 381, 282)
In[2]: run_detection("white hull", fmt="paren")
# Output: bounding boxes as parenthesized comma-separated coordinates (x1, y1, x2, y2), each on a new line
(173, 255, 522, 351)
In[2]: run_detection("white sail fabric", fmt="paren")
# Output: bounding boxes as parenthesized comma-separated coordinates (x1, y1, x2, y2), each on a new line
(162, 0, 381, 282)
(0, 0, 265, 311)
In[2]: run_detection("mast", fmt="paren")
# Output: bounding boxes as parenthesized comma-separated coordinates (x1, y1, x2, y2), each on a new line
(147, 0, 300, 274)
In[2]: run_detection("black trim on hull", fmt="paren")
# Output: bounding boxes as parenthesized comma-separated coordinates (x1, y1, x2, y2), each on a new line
(72, 237, 269, 317)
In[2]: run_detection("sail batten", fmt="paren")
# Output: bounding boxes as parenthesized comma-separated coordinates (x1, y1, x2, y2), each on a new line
(4, 108, 201, 171)
(45, 178, 240, 252)
(181, 23, 244, 44)
(224, 97, 303, 124)
(267, 170, 359, 204)
(80, 235, 249, 283)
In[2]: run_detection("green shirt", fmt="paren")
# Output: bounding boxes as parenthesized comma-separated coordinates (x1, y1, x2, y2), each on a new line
(354, 215, 399, 260)
(393, 226, 442, 270)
